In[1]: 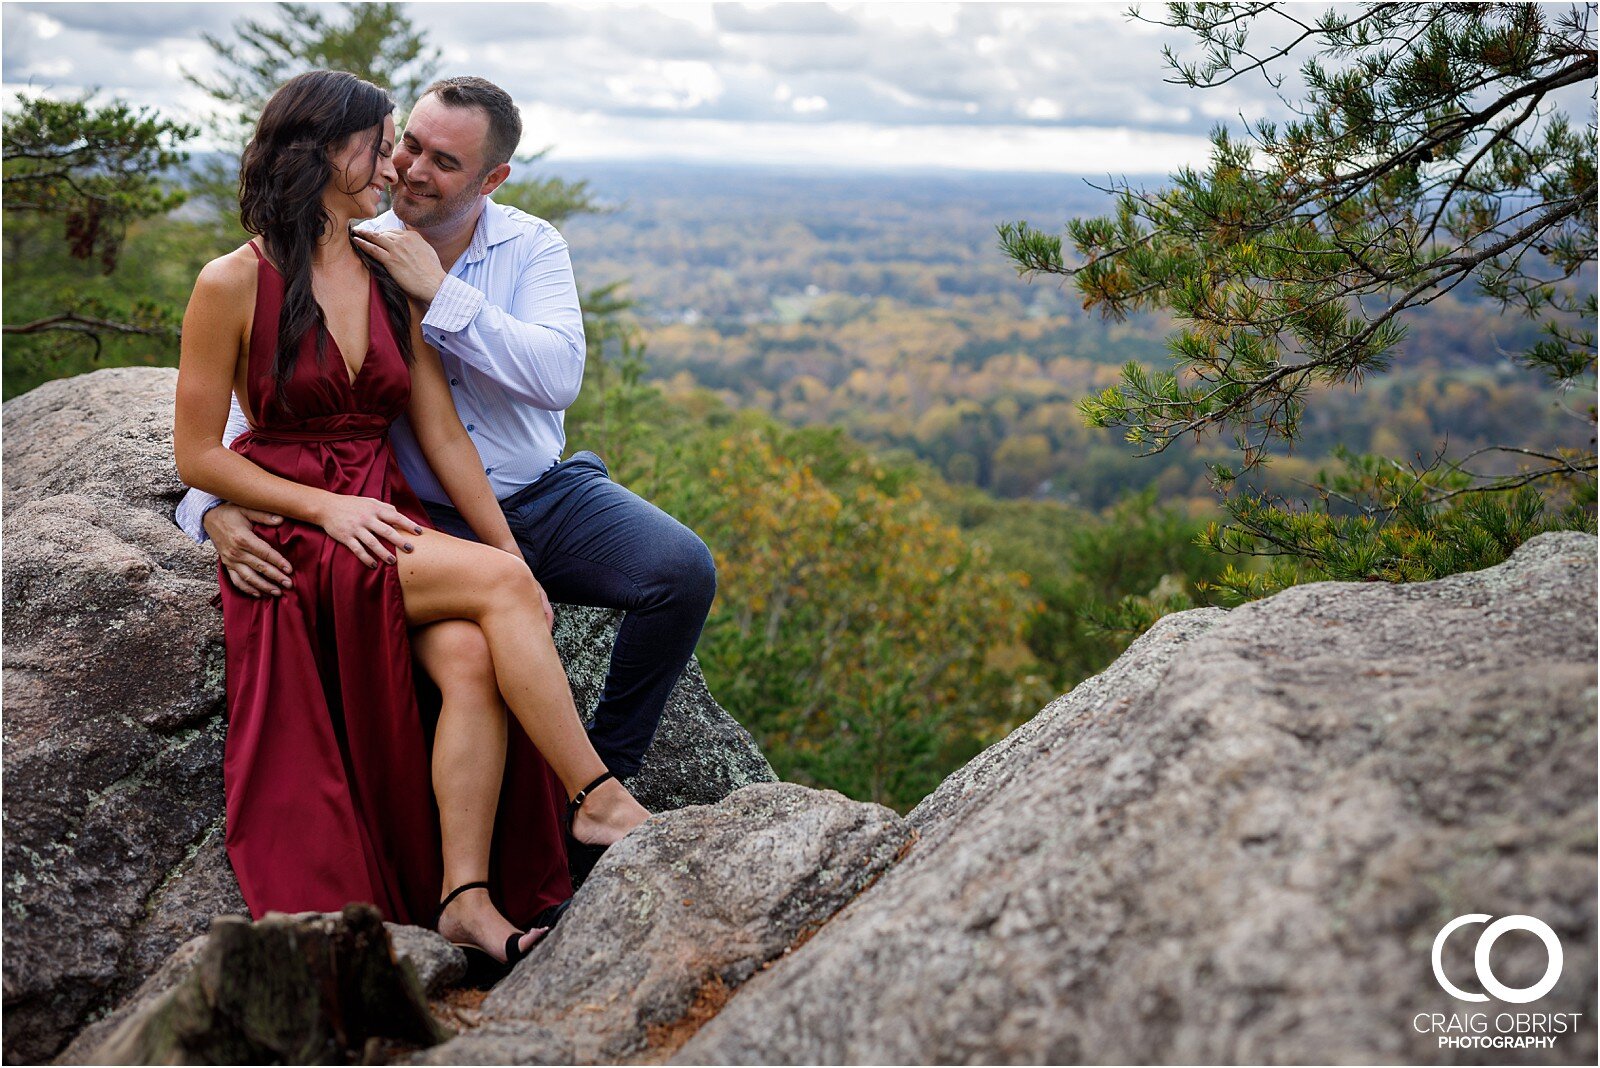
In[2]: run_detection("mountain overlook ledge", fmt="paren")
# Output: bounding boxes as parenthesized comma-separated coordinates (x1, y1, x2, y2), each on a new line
(4, 368, 1594, 1066)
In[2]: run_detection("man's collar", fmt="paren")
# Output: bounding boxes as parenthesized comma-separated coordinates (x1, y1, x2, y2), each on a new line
(476, 198, 521, 252)
(369, 197, 520, 263)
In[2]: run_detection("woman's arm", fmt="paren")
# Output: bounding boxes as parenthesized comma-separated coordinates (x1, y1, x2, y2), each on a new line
(173, 255, 422, 569)
(406, 313, 555, 628)
(404, 308, 521, 557)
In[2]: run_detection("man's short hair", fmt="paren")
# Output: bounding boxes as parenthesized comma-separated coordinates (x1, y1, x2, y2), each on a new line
(421, 76, 522, 171)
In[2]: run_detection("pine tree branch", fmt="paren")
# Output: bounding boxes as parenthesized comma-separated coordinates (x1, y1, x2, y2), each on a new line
(1420, 93, 1545, 246)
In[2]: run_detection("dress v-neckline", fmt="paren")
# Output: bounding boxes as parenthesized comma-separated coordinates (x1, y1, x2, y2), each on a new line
(325, 276, 378, 391)
(248, 241, 376, 390)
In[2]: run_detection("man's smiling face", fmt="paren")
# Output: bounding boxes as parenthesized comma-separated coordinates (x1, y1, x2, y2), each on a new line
(392, 94, 497, 230)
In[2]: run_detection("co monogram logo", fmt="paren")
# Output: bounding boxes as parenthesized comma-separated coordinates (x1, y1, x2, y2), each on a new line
(1432, 914, 1563, 1004)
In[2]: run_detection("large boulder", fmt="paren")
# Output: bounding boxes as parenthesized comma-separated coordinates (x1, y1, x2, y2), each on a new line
(678, 532, 1598, 1065)
(2, 370, 233, 1067)
(1, 368, 773, 1064)
(416, 783, 912, 1065)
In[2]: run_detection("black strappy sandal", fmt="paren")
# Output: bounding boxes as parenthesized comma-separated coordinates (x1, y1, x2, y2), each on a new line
(566, 771, 615, 887)
(436, 880, 564, 988)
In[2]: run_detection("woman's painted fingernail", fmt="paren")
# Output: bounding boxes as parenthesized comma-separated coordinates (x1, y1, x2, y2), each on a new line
(402, 543, 414, 552)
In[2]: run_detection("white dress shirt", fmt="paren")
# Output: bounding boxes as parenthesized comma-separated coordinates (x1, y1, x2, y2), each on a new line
(176, 198, 587, 540)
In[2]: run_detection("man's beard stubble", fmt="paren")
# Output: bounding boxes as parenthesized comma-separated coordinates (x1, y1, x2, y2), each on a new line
(393, 175, 480, 230)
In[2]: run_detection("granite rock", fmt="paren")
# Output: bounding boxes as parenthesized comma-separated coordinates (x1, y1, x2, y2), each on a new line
(678, 533, 1599, 1066)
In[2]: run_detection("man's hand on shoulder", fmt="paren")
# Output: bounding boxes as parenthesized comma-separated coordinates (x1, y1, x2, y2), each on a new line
(351, 228, 446, 306)
(206, 503, 294, 597)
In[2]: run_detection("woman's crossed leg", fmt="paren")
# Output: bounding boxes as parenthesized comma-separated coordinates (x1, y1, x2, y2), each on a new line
(399, 528, 650, 950)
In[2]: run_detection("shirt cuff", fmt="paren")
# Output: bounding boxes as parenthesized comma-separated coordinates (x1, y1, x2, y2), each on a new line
(176, 490, 225, 545)
(422, 274, 487, 334)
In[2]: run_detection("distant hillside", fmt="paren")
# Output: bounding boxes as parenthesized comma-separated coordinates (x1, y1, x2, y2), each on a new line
(540, 160, 1584, 509)
(544, 159, 1133, 320)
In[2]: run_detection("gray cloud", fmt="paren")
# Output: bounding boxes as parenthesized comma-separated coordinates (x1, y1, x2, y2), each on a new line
(2, 1, 1311, 142)
(2, 7, 39, 76)
(441, 3, 1224, 134)
(14, 1, 250, 39)
(713, 2, 859, 36)
(413, 1, 587, 42)
(587, 8, 723, 60)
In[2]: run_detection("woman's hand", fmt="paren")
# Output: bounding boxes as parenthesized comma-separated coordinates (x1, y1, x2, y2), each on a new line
(315, 493, 426, 569)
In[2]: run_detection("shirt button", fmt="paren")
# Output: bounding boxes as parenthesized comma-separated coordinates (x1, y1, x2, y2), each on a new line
(450, 378, 458, 385)
(485, 467, 494, 475)
(467, 424, 475, 432)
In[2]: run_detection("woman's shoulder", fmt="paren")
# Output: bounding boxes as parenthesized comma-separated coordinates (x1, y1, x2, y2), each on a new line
(193, 244, 261, 297)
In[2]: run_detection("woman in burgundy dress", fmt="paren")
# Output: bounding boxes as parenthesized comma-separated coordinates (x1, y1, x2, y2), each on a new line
(172, 70, 650, 970)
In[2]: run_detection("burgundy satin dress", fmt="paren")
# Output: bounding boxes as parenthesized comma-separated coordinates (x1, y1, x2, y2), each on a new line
(219, 241, 571, 927)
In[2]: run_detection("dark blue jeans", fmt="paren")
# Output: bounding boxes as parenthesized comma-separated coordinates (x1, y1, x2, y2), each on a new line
(421, 451, 716, 778)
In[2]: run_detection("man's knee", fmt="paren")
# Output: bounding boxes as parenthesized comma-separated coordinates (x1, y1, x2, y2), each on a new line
(650, 526, 716, 614)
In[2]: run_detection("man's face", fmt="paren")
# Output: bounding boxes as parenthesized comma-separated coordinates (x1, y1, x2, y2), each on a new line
(392, 95, 502, 229)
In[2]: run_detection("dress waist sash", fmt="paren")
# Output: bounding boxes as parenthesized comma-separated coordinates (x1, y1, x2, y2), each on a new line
(243, 423, 388, 445)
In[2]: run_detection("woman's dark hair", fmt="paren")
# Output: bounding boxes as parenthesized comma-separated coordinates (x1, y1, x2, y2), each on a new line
(238, 70, 412, 404)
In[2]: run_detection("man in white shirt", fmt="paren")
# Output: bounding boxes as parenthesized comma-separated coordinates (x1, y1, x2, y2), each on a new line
(177, 77, 715, 815)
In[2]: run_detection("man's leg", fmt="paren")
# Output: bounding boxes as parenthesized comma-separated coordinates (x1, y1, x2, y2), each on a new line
(424, 452, 716, 777)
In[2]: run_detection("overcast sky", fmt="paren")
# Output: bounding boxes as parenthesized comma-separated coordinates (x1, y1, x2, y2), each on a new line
(0, 1, 1376, 173)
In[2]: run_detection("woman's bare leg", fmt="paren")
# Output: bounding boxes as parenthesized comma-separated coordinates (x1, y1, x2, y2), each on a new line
(413, 620, 545, 960)
(398, 531, 649, 847)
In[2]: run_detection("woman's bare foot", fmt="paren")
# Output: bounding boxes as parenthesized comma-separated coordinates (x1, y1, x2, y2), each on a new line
(570, 778, 650, 847)
(436, 885, 547, 962)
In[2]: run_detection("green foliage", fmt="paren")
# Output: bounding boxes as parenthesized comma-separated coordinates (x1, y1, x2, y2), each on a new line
(1001, 2, 1597, 587)
(568, 319, 1053, 810)
(569, 312, 1240, 809)
(927, 482, 1230, 691)
(2, 95, 197, 392)
(3, 94, 196, 269)
(572, 283, 659, 485)
(1201, 444, 1598, 599)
